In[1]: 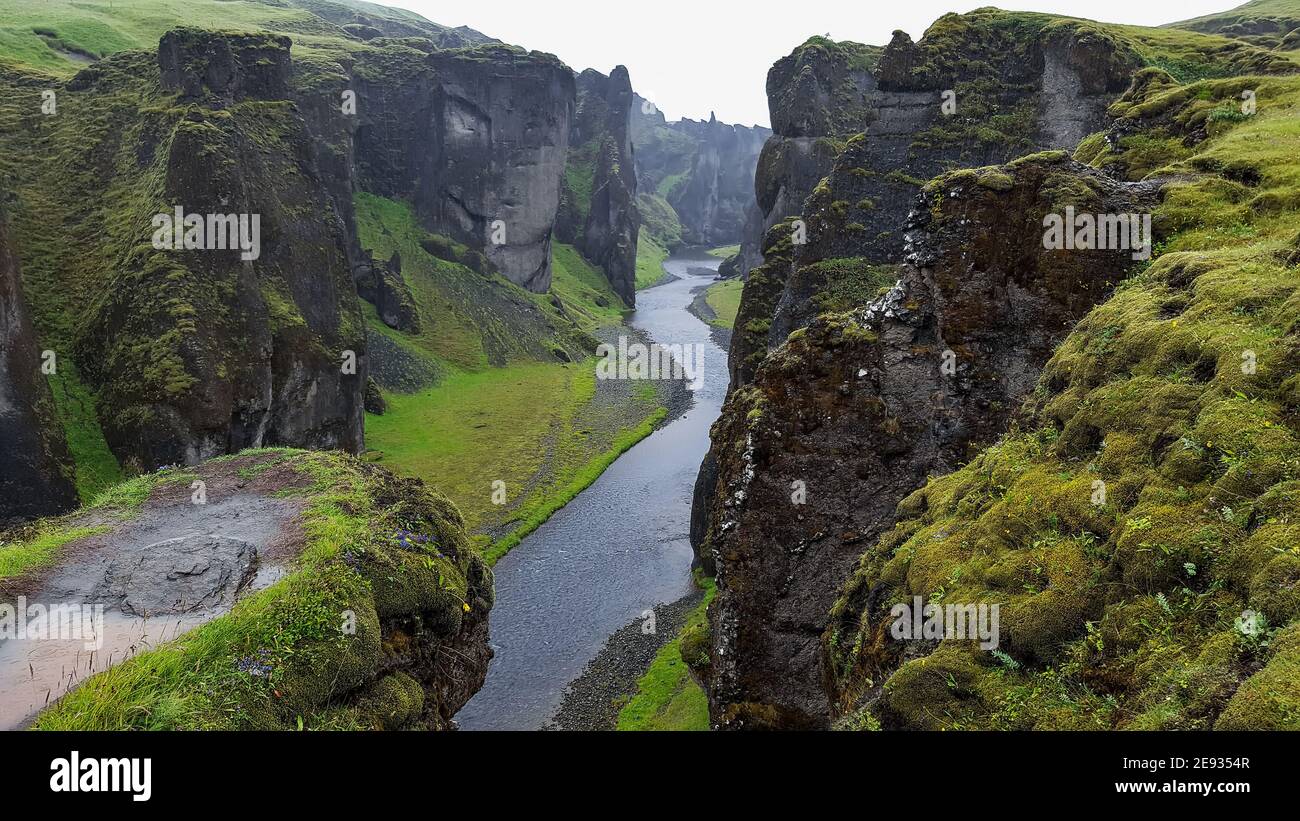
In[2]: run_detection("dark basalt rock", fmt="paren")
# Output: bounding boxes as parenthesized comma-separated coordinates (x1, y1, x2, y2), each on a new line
(77, 32, 367, 471)
(349, 44, 575, 293)
(0, 202, 79, 525)
(355, 250, 420, 333)
(158, 28, 292, 101)
(630, 95, 770, 248)
(696, 156, 1162, 728)
(99, 534, 258, 616)
(566, 67, 640, 306)
(736, 11, 1141, 280)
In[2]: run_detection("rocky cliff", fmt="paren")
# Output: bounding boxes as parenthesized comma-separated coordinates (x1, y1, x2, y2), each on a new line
(558, 67, 640, 305)
(691, 8, 1299, 728)
(826, 70, 1300, 730)
(631, 98, 770, 248)
(0, 32, 368, 475)
(0, 201, 79, 524)
(696, 155, 1161, 727)
(347, 41, 575, 293)
(666, 114, 769, 247)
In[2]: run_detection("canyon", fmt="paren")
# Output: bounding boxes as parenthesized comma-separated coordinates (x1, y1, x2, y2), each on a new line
(2, 0, 1299, 734)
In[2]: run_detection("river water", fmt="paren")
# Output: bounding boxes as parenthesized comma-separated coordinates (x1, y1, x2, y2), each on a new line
(455, 250, 727, 730)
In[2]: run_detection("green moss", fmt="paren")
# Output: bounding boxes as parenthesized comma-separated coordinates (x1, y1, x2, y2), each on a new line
(617, 577, 715, 731)
(704, 278, 743, 329)
(635, 232, 670, 290)
(828, 71, 1300, 732)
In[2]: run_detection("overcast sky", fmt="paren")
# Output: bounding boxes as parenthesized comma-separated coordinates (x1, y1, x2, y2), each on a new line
(381, 0, 1244, 127)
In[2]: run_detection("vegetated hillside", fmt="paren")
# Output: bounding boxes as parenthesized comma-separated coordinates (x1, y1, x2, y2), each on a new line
(827, 72, 1300, 731)
(631, 95, 770, 253)
(1169, 0, 1300, 51)
(0, 1, 661, 729)
(0, 2, 654, 517)
(0, 0, 493, 75)
(691, 5, 1300, 729)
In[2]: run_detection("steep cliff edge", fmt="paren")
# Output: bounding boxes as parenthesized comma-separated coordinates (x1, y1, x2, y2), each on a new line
(0, 32, 367, 475)
(347, 41, 575, 294)
(0, 202, 79, 525)
(697, 155, 1161, 727)
(13, 449, 492, 730)
(690, 8, 1300, 728)
(827, 72, 1300, 730)
(737, 8, 1295, 280)
(558, 67, 640, 305)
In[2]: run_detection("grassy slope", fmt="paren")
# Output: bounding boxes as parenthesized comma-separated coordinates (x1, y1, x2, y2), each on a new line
(617, 577, 715, 730)
(0, 0, 469, 74)
(635, 233, 669, 290)
(355, 194, 665, 562)
(827, 72, 1300, 730)
(1170, 0, 1300, 34)
(704, 279, 743, 329)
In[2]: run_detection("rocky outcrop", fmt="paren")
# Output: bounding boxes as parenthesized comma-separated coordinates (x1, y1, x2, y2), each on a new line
(355, 250, 420, 333)
(0, 202, 79, 525)
(667, 114, 769, 246)
(558, 67, 639, 305)
(158, 27, 292, 100)
(349, 43, 575, 293)
(67, 32, 367, 470)
(695, 155, 1162, 727)
(630, 97, 770, 248)
(15, 450, 493, 731)
(735, 35, 879, 277)
(737, 12, 1143, 278)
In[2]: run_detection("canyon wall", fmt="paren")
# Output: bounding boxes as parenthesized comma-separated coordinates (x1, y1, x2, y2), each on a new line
(558, 67, 640, 305)
(0, 201, 79, 524)
(631, 97, 770, 249)
(691, 7, 1298, 727)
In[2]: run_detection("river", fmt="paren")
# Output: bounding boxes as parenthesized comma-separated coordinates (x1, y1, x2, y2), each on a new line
(455, 250, 727, 730)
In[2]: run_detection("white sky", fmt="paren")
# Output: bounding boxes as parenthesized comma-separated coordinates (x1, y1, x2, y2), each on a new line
(380, 1, 1245, 127)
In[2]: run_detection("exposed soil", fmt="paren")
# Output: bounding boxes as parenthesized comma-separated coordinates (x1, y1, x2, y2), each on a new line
(0, 453, 311, 729)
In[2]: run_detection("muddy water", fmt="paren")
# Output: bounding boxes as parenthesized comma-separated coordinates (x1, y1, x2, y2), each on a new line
(456, 250, 728, 730)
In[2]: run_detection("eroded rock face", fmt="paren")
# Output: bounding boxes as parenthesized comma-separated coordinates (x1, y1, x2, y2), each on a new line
(558, 67, 640, 305)
(630, 96, 770, 248)
(737, 11, 1139, 278)
(668, 114, 769, 247)
(355, 250, 420, 333)
(350, 44, 574, 293)
(695, 156, 1161, 727)
(76, 34, 367, 470)
(159, 27, 292, 101)
(0, 203, 78, 525)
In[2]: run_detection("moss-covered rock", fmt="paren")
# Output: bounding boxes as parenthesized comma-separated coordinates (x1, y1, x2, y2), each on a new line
(824, 73, 1300, 730)
(698, 156, 1160, 728)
